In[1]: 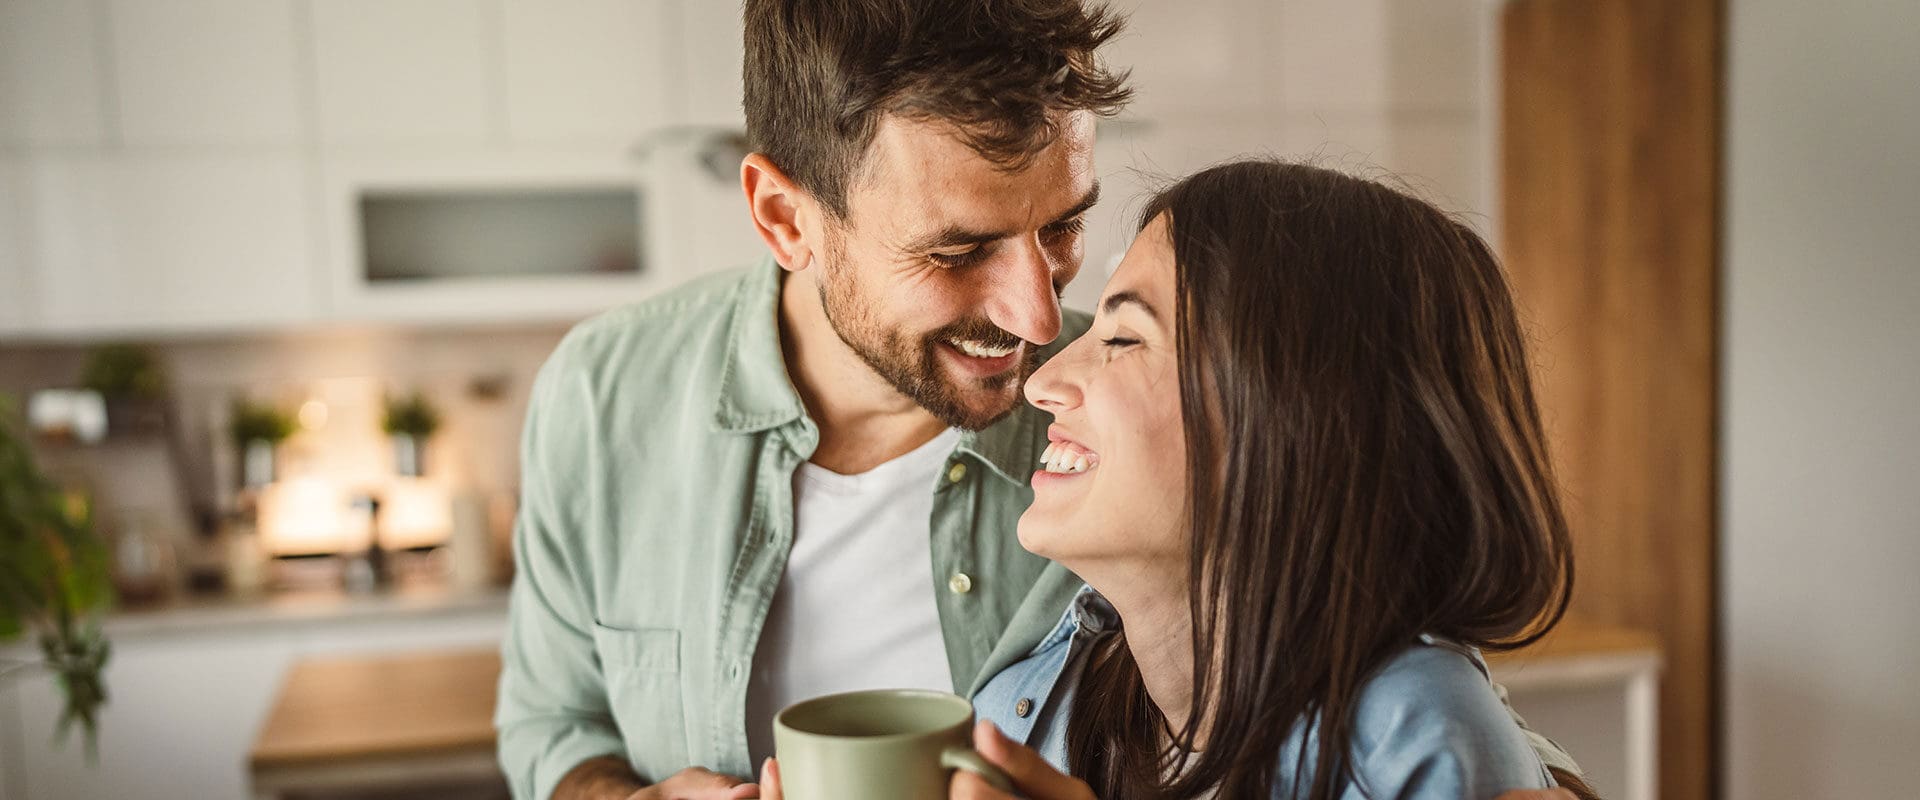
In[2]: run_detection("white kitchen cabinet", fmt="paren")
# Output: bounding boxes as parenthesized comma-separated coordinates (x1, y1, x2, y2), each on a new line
(320, 149, 681, 324)
(0, 598, 505, 800)
(0, 158, 32, 335)
(1278, 0, 1486, 114)
(501, 0, 675, 144)
(0, 0, 109, 146)
(309, 0, 493, 144)
(107, 0, 304, 146)
(1103, 0, 1279, 118)
(4, 630, 301, 800)
(675, 0, 746, 128)
(24, 153, 319, 335)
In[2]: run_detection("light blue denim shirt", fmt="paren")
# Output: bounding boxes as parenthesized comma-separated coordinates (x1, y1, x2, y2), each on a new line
(973, 586, 1557, 799)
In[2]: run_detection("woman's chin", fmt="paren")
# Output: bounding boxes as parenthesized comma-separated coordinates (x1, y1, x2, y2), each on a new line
(1014, 513, 1065, 559)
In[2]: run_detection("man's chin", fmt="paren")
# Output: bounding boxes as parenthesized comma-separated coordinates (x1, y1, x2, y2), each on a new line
(924, 383, 1024, 432)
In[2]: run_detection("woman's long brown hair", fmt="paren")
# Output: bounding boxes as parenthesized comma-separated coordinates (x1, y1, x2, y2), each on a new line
(1064, 161, 1573, 799)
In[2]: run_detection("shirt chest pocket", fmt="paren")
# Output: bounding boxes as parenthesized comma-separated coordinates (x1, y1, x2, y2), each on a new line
(592, 624, 691, 778)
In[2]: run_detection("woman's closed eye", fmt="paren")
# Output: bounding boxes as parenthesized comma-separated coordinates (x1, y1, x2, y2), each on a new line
(1100, 336, 1141, 349)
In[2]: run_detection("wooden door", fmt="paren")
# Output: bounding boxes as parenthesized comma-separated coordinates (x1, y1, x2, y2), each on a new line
(1500, 2, 1722, 798)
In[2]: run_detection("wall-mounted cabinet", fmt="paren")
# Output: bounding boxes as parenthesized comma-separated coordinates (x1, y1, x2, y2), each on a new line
(0, 0, 109, 146)
(310, 0, 494, 145)
(108, 0, 305, 146)
(22, 153, 318, 336)
(320, 151, 676, 325)
(0, 158, 32, 335)
(676, 0, 745, 127)
(501, 0, 675, 143)
(0, 0, 753, 339)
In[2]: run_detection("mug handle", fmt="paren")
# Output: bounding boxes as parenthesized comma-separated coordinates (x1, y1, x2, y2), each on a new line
(940, 746, 1014, 793)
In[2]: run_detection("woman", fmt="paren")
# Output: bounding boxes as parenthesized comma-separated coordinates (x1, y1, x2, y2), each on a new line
(768, 159, 1575, 798)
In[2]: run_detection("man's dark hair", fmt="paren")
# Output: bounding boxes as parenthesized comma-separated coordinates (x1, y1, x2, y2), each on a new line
(743, 0, 1132, 218)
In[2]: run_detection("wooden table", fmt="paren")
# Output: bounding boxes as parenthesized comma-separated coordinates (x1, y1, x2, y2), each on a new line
(1487, 621, 1663, 800)
(249, 648, 506, 800)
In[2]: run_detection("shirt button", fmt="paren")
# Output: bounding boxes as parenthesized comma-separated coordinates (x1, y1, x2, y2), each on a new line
(948, 572, 973, 594)
(947, 462, 967, 483)
(1015, 698, 1033, 718)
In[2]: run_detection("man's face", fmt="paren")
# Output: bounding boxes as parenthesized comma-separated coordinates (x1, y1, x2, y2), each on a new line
(813, 111, 1098, 431)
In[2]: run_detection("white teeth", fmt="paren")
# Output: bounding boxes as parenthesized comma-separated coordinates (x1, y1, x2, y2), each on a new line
(951, 339, 1016, 359)
(1039, 442, 1098, 475)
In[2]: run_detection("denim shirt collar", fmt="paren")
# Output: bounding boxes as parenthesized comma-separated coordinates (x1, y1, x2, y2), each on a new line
(708, 257, 1056, 486)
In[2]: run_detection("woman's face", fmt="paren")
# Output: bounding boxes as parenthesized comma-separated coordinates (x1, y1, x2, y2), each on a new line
(1018, 213, 1189, 571)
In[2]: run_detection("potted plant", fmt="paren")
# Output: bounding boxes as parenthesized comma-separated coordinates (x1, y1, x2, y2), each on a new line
(79, 343, 168, 437)
(382, 392, 441, 477)
(0, 396, 112, 758)
(230, 400, 295, 489)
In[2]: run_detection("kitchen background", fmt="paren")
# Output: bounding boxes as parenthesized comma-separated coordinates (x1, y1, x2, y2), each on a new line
(0, 1, 1913, 800)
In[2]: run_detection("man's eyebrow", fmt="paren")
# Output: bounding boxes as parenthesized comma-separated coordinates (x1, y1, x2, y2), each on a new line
(902, 182, 1101, 252)
(1101, 289, 1159, 321)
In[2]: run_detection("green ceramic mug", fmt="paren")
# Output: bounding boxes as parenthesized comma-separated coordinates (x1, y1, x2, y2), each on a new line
(773, 688, 1014, 800)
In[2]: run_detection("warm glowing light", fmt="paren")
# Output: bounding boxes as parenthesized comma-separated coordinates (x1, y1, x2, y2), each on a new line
(298, 398, 329, 430)
(257, 477, 371, 556)
(378, 477, 453, 551)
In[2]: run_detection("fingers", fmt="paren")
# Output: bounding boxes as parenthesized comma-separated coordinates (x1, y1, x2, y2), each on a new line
(662, 767, 753, 800)
(753, 757, 781, 800)
(971, 720, 1094, 800)
(951, 769, 1020, 800)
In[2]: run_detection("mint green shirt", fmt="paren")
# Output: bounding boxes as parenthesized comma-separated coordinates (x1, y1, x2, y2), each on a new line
(494, 259, 1088, 799)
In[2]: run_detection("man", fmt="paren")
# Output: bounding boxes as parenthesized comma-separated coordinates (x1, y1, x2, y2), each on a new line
(495, 1, 1595, 799)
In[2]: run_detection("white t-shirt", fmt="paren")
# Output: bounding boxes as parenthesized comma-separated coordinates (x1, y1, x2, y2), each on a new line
(744, 428, 961, 765)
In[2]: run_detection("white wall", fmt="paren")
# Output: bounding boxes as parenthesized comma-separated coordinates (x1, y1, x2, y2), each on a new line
(1722, 2, 1920, 797)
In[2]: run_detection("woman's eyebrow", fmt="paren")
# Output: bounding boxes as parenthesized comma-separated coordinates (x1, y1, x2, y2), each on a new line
(1101, 290, 1159, 321)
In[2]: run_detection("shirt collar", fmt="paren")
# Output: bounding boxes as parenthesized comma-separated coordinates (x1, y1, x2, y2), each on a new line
(712, 258, 808, 434)
(1036, 584, 1119, 652)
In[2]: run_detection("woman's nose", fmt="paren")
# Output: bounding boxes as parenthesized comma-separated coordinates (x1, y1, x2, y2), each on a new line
(1024, 336, 1086, 413)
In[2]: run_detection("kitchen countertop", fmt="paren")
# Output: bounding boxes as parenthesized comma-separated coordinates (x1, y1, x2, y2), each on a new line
(97, 581, 509, 639)
(241, 619, 1660, 785)
(249, 647, 507, 799)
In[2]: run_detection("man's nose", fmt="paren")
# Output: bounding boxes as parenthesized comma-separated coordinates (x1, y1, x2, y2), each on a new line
(986, 242, 1063, 345)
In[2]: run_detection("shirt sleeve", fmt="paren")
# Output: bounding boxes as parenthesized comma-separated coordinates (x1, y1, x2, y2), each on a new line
(1347, 647, 1556, 800)
(495, 346, 629, 800)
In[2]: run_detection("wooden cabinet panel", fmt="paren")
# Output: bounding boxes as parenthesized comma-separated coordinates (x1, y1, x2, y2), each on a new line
(1501, 1, 1722, 798)
(26, 154, 319, 334)
(309, 0, 492, 143)
(108, 0, 303, 145)
(0, 0, 108, 145)
(501, 0, 673, 143)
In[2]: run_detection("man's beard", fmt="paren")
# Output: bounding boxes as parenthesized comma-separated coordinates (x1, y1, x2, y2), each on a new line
(814, 240, 1041, 431)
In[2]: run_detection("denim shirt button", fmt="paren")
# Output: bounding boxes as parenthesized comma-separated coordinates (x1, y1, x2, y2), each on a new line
(1015, 698, 1033, 718)
(948, 572, 974, 594)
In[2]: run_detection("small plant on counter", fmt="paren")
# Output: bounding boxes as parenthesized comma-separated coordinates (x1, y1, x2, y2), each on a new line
(78, 343, 167, 400)
(381, 392, 442, 439)
(229, 400, 295, 447)
(0, 396, 113, 759)
(382, 392, 442, 478)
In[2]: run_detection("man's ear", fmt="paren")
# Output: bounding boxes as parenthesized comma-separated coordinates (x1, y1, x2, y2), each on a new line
(741, 153, 819, 273)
